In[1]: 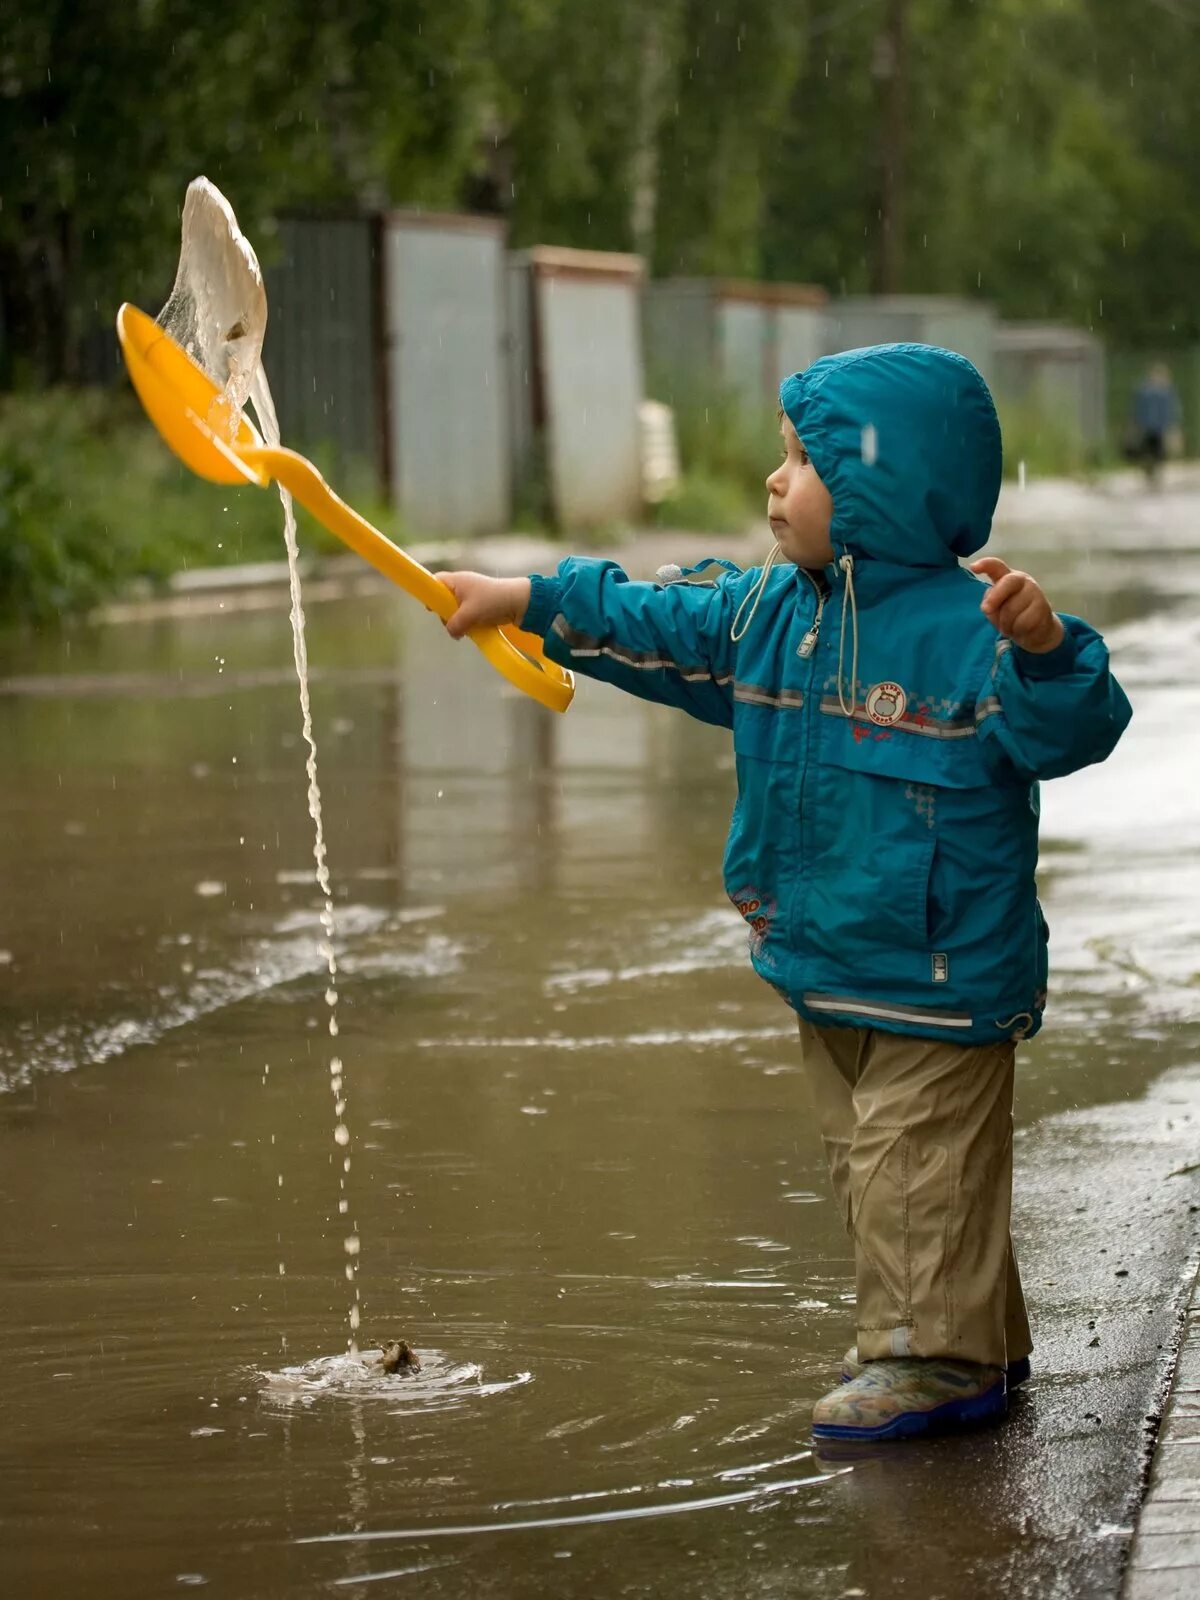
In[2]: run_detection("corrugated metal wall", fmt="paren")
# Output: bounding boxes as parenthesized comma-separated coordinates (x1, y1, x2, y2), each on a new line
(775, 304, 832, 377)
(255, 216, 1124, 531)
(642, 280, 715, 400)
(643, 278, 830, 420)
(718, 300, 772, 411)
(263, 216, 383, 477)
(828, 296, 997, 385)
(383, 214, 510, 536)
(506, 258, 536, 492)
(522, 248, 645, 530)
(994, 324, 1107, 448)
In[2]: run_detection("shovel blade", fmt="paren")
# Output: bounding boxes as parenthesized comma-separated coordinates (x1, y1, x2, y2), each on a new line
(116, 303, 265, 486)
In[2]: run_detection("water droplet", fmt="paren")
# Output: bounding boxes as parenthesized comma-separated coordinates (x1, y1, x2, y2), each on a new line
(334, 1124, 350, 1146)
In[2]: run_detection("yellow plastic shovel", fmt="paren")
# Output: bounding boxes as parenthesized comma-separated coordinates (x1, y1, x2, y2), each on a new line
(116, 302, 573, 713)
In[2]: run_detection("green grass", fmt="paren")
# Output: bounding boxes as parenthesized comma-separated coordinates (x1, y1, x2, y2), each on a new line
(649, 389, 770, 533)
(650, 467, 757, 534)
(0, 389, 395, 625)
(995, 397, 1101, 481)
(656, 391, 1112, 521)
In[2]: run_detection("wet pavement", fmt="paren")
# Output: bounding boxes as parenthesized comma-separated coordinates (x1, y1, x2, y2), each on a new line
(1, 476, 1199, 1597)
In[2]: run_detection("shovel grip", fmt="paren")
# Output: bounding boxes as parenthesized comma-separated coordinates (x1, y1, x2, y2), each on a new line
(254, 447, 574, 713)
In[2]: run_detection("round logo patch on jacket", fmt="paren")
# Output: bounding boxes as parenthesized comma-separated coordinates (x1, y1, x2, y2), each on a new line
(866, 681, 907, 725)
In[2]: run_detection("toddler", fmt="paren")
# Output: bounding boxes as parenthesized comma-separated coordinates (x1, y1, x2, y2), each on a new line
(436, 344, 1132, 1441)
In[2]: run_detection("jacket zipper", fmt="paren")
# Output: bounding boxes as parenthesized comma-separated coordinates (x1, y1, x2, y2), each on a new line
(792, 568, 827, 965)
(797, 601, 824, 658)
(797, 577, 825, 657)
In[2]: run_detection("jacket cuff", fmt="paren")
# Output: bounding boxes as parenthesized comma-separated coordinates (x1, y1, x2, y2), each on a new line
(520, 572, 561, 637)
(1014, 623, 1077, 680)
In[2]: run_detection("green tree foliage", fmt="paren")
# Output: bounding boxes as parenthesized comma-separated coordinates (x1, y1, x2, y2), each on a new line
(3, 0, 1200, 382)
(0, 390, 337, 623)
(485, 0, 666, 251)
(652, 1, 806, 277)
(0, 1, 487, 384)
(762, 0, 1200, 342)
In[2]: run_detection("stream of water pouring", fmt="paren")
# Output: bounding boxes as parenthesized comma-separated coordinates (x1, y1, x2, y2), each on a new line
(247, 368, 361, 1352)
(157, 177, 362, 1352)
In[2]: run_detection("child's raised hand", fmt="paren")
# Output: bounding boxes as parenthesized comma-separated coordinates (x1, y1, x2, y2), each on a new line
(433, 572, 532, 640)
(969, 557, 1065, 654)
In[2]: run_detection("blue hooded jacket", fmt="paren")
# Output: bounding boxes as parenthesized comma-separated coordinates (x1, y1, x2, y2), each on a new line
(522, 344, 1132, 1044)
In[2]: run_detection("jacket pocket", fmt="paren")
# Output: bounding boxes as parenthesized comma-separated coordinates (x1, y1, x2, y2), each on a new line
(809, 836, 936, 955)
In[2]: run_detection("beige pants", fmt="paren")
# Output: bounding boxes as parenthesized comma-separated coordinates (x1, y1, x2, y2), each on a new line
(798, 1019, 1032, 1370)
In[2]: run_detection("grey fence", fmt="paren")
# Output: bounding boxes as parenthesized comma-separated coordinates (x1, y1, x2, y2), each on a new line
(514, 246, 646, 531)
(826, 296, 998, 386)
(644, 278, 830, 419)
(253, 215, 1115, 533)
(264, 215, 383, 474)
(383, 213, 510, 536)
(993, 323, 1107, 449)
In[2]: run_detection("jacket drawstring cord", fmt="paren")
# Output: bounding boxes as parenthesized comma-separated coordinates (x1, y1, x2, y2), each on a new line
(996, 1011, 1034, 1040)
(836, 553, 859, 717)
(729, 541, 781, 643)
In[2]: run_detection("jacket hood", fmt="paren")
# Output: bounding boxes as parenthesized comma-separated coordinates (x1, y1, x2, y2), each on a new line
(779, 343, 1002, 568)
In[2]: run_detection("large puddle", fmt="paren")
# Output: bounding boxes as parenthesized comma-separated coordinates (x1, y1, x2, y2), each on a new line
(1, 495, 1199, 1596)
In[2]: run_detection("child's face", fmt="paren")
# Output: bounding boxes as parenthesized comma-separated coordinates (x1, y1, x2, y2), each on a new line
(765, 418, 834, 568)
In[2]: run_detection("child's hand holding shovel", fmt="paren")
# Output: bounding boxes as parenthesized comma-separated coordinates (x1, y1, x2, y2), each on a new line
(435, 573, 533, 639)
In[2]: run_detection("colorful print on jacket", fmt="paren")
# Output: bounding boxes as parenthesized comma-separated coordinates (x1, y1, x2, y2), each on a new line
(521, 343, 1133, 1044)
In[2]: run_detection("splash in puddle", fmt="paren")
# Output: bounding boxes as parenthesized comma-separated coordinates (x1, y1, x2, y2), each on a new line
(260, 1348, 532, 1413)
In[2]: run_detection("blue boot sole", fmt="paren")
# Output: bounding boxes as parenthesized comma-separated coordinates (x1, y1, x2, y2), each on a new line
(813, 1376, 1008, 1442)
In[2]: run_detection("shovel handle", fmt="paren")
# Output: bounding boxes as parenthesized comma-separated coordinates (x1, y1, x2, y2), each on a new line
(247, 446, 574, 713)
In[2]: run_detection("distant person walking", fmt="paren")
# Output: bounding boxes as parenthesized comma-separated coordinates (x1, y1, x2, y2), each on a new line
(1128, 363, 1182, 486)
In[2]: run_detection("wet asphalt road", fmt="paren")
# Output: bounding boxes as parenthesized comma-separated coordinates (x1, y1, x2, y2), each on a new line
(1, 473, 1199, 1597)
